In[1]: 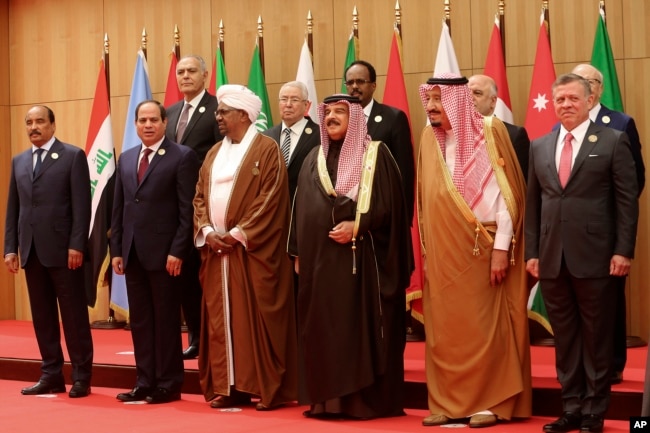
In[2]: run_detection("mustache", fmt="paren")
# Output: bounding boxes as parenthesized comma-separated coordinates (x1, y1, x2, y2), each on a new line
(326, 119, 341, 127)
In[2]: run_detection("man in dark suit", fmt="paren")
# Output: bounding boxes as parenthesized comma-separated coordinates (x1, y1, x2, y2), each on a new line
(111, 100, 200, 404)
(165, 55, 222, 359)
(344, 60, 414, 219)
(525, 74, 639, 433)
(262, 80, 320, 200)
(573, 63, 645, 384)
(468, 74, 530, 180)
(4, 105, 93, 398)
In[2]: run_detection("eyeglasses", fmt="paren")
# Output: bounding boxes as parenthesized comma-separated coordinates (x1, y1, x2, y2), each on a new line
(214, 108, 237, 117)
(279, 97, 306, 105)
(586, 78, 602, 86)
(345, 79, 372, 87)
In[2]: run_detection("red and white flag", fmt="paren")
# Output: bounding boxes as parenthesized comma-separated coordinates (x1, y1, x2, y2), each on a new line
(84, 58, 115, 309)
(163, 49, 182, 107)
(524, 12, 557, 140)
(484, 15, 513, 124)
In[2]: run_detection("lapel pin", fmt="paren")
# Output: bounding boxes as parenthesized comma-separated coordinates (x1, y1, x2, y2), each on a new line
(374, 115, 383, 123)
(51, 152, 59, 160)
(158, 148, 166, 155)
(199, 106, 206, 113)
(588, 135, 598, 143)
(601, 115, 611, 124)
(252, 161, 260, 176)
(305, 127, 313, 135)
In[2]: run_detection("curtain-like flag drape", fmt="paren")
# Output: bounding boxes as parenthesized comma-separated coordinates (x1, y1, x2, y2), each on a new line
(484, 15, 514, 124)
(340, 31, 358, 92)
(163, 49, 182, 107)
(296, 39, 319, 122)
(247, 42, 273, 131)
(209, 46, 228, 95)
(84, 58, 115, 310)
(591, 10, 623, 112)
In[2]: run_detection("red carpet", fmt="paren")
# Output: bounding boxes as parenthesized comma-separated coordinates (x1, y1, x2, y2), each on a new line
(2, 320, 644, 392)
(0, 320, 645, 431)
(0, 379, 632, 433)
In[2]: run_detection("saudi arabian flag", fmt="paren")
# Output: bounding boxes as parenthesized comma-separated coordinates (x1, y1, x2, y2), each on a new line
(591, 12, 624, 111)
(340, 31, 359, 92)
(247, 42, 273, 131)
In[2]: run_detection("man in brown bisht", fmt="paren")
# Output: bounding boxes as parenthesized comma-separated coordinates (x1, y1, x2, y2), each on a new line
(193, 84, 297, 410)
(289, 94, 412, 419)
(417, 74, 531, 428)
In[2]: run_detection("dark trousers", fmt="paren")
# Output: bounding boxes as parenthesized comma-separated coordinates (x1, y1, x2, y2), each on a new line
(125, 248, 184, 391)
(24, 250, 93, 384)
(612, 276, 627, 373)
(541, 261, 616, 416)
(180, 248, 202, 348)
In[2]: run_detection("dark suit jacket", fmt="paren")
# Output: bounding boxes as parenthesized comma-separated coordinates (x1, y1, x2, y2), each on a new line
(596, 104, 645, 194)
(367, 100, 415, 219)
(4, 139, 91, 267)
(262, 117, 320, 199)
(165, 91, 222, 162)
(110, 138, 200, 271)
(503, 121, 530, 181)
(525, 122, 638, 279)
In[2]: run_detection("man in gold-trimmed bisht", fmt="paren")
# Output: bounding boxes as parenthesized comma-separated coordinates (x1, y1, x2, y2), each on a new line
(193, 84, 297, 411)
(417, 75, 531, 428)
(289, 94, 412, 419)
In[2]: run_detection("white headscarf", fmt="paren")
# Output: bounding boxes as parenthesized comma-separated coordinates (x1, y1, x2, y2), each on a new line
(216, 84, 262, 123)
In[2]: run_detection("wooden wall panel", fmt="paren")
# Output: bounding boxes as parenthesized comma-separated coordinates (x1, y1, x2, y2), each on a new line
(1, 0, 649, 337)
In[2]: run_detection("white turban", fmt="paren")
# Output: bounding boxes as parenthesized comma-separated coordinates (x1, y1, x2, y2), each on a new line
(216, 84, 262, 123)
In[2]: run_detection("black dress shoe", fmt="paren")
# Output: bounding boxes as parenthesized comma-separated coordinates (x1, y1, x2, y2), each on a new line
(145, 388, 181, 404)
(182, 346, 199, 359)
(21, 380, 66, 395)
(610, 371, 623, 384)
(580, 414, 604, 433)
(68, 380, 91, 398)
(117, 386, 151, 402)
(543, 412, 582, 432)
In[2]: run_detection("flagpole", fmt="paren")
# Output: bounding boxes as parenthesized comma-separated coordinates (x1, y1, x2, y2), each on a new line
(219, 20, 225, 62)
(599, 0, 606, 26)
(306, 10, 313, 61)
(444, 0, 451, 36)
(395, 0, 402, 36)
(104, 34, 111, 102)
(543, 1, 550, 45)
(257, 16, 265, 76)
(141, 27, 148, 60)
(499, 0, 505, 59)
(174, 25, 180, 60)
(352, 5, 359, 57)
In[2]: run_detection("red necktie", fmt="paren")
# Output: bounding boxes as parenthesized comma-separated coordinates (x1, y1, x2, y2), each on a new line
(558, 132, 573, 188)
(137, 148, 153, 184)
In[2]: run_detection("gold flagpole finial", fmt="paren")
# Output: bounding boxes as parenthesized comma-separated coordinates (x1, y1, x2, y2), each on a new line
(104, 33, 109, 55)
(498, 0, 505, 16)
(219, 19, 225, 43)
(352, 5, 359, 32)
(257, 15, 263, 39)
(395, 0, 402, 29)
(141, 27, 147, 51)
(307, 10, 313, 35)
(174, 25, 180, 47)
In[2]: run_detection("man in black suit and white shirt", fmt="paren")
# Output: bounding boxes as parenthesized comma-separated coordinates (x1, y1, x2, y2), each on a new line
(165, 55, 222, 359)
(344, 60, 414, 220)
(468, 74, 530, 181)
(525, 74, 638, 433)
(262, 80, 320, 200)
(4, 105, 93, 398)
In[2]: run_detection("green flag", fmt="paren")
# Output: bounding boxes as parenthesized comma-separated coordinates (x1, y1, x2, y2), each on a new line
(340, 32, 359, 92)
(208, 47, 229, 95)
(527, 282, 553, 336)
(247, 42, 273, 131)
(591, 13, 624, 111)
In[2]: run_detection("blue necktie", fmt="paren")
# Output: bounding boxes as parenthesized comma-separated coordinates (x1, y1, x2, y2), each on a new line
(33, 148, 45, 176)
